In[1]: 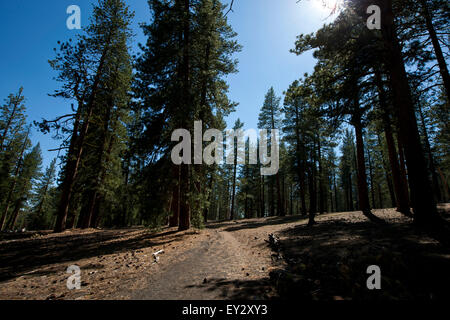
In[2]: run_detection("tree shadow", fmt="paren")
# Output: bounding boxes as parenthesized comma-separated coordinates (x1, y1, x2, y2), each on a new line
(185, 277, 276, 300)
(273, 218, 450, 300)
(207, 215, 309, 233)
(0, 231, 52, 242)
(0, 228, 189, 282)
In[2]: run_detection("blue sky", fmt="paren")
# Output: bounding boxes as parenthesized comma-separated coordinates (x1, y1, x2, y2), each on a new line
(0, 0, 334, 169)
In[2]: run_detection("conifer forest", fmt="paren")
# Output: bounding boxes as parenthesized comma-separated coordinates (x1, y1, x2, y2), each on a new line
(0, 0, 449, 305)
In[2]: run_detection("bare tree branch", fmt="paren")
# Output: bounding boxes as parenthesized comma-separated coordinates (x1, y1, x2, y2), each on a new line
(225, 0, 235, 17)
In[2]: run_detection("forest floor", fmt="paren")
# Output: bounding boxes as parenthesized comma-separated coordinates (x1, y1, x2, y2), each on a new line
(0, 205, 449, 300)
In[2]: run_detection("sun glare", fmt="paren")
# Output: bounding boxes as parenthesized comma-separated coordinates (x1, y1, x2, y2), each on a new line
(311, 0, 340, 14)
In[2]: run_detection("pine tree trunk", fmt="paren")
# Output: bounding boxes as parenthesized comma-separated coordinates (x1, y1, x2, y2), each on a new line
(276, 172, 284, 216)
(257, 183, 262, 218)
(244, 195, 248, 219)
(417, 102, 442, 202)
(333, 172, 338, 212)
(275, 173, 284, 216)
(230, 162, 237, 220)
(353, 111, 381, 222)
(76, 190, 89, 229)
(345, 176, 350, 211)
(60, 105, 82, 230)
(282, 172, 286, 215)
(179, 164, 191, 231)
(396, 137, 410, 208)
(378, 183, 384, 209)
(1, 176, 17, 230)
(348, 173, 354, 211)
(330, 183, 334, 213)
(81, 191, 97, 229)
(169, 166, 181, 227)
(261, 175, 265, 217)
(377, 134, 397, 208)
(318, 137, 325, 214)
(6, 197, 23, 230)
(300, 177, 307, 216)
(437, 167, 449, 201)
(178, 0, 191, 232)
(367, 147, 376, 208)
(269, 178, 275, 217)
(0, 129, 29, 230)
(54, 37, 111, 233)
(420, 0, 450, 99)
(385, 171, 397, 208)
(298, 153, 307, 216)
(378, 0, 439, 227)
(290, 185, 294, 215)
(90, 196, 102, 228)
(374, 69, 411, 215)
(354, 120, 371, 215)
(294, 105, 307, 216)
(352, 146, 359, 210)
(308, 164, 317, 226)
(66, 204, 77, 229)
(81, 101, 115, 229)
(35, 180, 50, 221)
(7, 205, 20, 231)
(121, 158, 130, 227)
(204, 173, 214, 223)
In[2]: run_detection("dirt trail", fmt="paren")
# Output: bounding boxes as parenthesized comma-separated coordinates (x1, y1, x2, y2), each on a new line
(130, 214, 325, 300)
(133, 231, 255, 299)
(131, 221, 291, 300)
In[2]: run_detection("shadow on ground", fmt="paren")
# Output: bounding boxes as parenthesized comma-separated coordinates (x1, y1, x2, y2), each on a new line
(185, 277, 276, 300)
(0, 228, 194, 282)
(207, 215, 309, 233)
(274, 217, 450, 300)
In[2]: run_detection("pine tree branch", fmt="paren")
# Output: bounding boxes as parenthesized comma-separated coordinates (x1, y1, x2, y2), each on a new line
(225, 0, 234, 17)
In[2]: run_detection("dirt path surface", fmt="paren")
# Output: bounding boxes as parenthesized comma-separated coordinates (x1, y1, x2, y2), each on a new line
(130, 217, 308, 300)
(1, 205, 449, 300)
(133, 230, 268, 300)
(0, 216, 295, 300)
